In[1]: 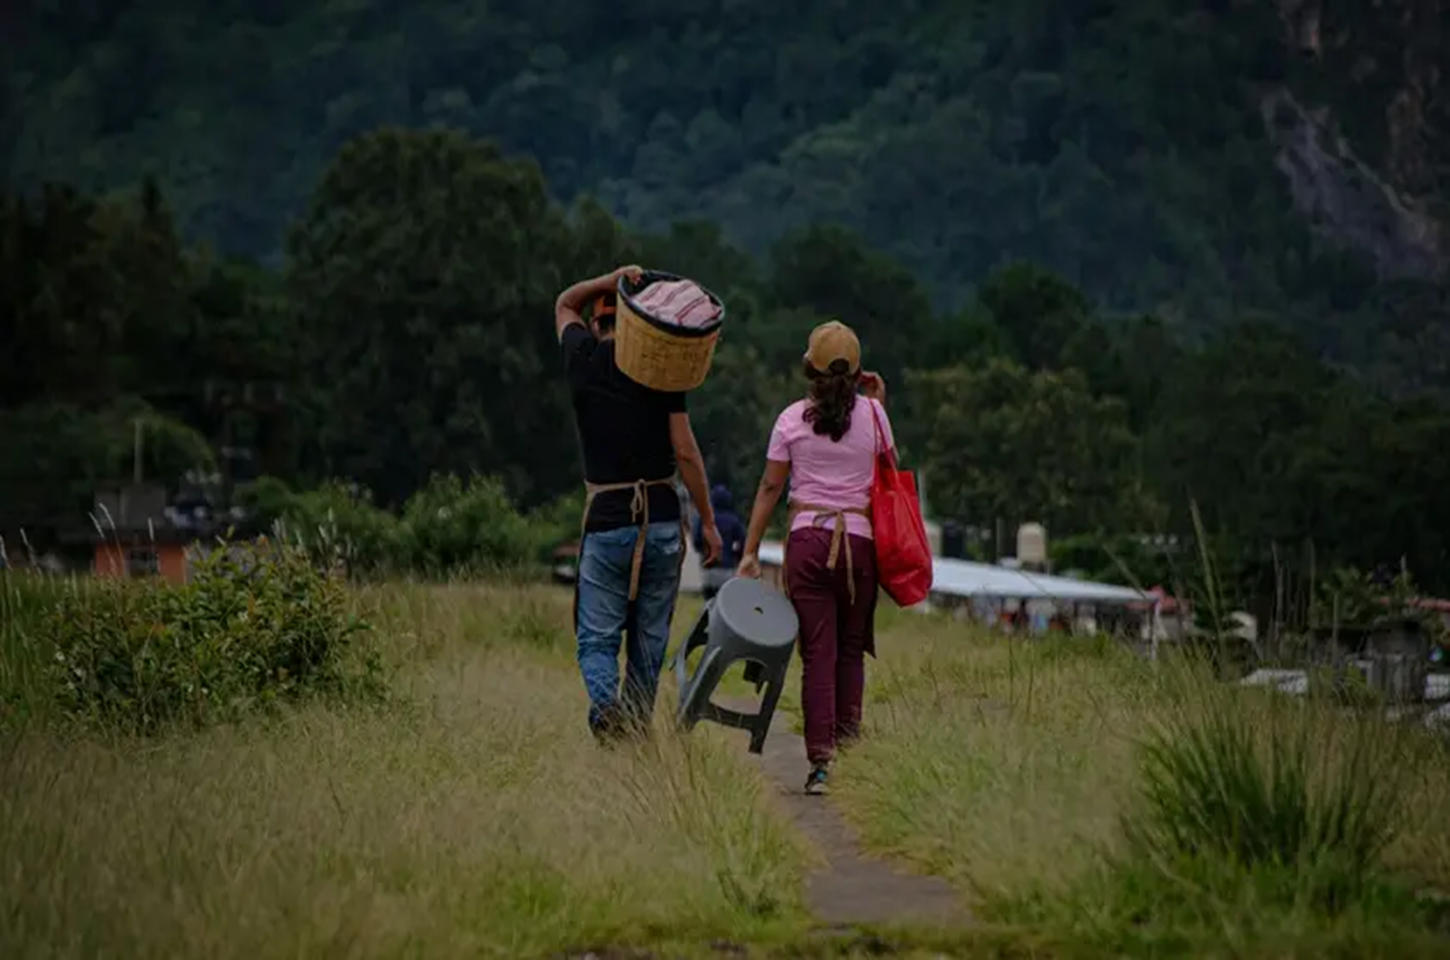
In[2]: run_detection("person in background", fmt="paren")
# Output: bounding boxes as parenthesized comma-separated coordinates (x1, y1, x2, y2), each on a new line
(736, 321, 891, 795)
(695, 483, 746, 600)
(555, 265, 723, 743)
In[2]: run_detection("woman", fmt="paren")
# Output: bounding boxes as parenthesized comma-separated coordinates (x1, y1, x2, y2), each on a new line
(736, 320, 892, 795)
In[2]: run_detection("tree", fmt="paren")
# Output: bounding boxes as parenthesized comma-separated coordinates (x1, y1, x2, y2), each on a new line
(686, 342, 797, 496)
(0, 401, 214, 532)
(1143, 320, 1336, 547)
(976, 261, 1092, 371)
(768, 225, 934, 386)
(914, 358, 1157, 535)
(286, 127, 578, 508)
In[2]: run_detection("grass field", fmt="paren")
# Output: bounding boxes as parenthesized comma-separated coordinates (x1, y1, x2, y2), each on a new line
(835, 613, 1450, 957)
(5, 575, 1450, 957)
(2, 582, 814, 958)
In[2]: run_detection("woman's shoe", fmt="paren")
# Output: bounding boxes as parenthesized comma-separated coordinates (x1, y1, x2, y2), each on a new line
(804, 763, 830, 795)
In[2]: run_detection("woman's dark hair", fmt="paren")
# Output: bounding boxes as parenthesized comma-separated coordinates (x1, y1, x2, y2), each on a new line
(802, 359, 860, 442)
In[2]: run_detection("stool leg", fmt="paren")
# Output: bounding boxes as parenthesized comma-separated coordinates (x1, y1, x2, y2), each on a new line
(742, 659, 765, 689)
(672, 608, 712, 699)
(678, 647, 727, 731)
(747, 664, 788, 754)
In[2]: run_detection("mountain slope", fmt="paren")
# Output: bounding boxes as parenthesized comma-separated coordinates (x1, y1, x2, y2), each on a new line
(3, 0, 1445, 322)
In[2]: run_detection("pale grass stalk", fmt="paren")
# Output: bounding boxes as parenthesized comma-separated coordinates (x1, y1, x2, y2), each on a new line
(0, 583, 809, 959)
(832, 611, 1450, 921)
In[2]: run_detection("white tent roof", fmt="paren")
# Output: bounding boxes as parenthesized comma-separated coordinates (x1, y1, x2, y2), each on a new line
(757, 542, 1146, 605)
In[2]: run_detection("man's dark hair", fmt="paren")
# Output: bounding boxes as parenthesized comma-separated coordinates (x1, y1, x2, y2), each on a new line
(592, 292, 618, 332)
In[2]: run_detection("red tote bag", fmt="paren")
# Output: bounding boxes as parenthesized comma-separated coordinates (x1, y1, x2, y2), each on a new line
(868, 402, 933, 606)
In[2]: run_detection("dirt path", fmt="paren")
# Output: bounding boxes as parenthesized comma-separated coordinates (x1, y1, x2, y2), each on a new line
(725, 701, 970, 929)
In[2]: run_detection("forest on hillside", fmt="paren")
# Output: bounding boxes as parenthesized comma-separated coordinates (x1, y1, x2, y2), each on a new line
(5, 1, 1448, 379)
(5, 126, 1450, 618)
(4, 1, 1450, 617)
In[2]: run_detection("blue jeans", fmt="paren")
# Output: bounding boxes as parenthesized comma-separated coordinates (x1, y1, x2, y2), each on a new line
(576, 521, 683, 736)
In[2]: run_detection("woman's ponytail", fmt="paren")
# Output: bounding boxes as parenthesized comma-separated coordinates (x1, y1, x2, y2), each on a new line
(802, 359, 860, 442)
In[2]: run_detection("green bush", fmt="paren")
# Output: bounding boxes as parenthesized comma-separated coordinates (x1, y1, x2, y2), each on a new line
(264, 481, 405, 576)
(525, 488, 586, 562)
(39, 541, 379, 734)
(399, 474, 539, 575)
(242, 473, 576, 579)
(1128, 686, 1402, 908)
(1, 571, 73, 723)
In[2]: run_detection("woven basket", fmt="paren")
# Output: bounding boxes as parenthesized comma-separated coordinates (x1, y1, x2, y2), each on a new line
(614, 271, 725, 392)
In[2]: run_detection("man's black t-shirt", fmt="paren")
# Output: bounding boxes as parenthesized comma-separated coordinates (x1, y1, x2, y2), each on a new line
(562, 324, 686, 533)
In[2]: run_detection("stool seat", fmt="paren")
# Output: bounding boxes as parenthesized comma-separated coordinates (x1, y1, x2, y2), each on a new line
(674, 577, 798, 753)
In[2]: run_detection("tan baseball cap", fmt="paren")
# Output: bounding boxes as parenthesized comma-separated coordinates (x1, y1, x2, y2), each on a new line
(803, 320, 861, 374)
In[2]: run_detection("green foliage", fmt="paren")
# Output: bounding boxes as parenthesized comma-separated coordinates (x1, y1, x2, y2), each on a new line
(8, 1, 1445, 328)
(1129, 688, 1402, 906)
(399, 474, 539, 576)
(35, 542, 378, 735)
(913, 358, 1160, 534)
(1013, 850, 1447, 958)
(3, 114, 1450, 611)
(1314, 564, 1445, 644)
(266, 481, 405, 577)
(1035, 687, 1448, 955)
(286, 127, 579, 509)
(525, 488, 587, 560)
(0, 400, 214, 530)
(1050, 533, 1176, 588)
(248, 473, 563, 578)
(1, 572, 72, 722)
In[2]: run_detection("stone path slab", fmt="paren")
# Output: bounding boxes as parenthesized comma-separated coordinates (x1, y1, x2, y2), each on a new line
(724, 699, 970, 929)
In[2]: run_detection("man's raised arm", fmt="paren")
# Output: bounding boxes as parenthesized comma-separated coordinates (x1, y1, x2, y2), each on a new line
(554, 265, 642, 341)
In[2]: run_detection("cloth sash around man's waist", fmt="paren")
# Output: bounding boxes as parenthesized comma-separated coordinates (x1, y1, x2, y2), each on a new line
(580, 476, 684, 602)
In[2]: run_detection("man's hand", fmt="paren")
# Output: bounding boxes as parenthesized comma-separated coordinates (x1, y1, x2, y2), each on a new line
(556, 265, 647, 340)
(736, 553, 761, 579)
(700, 522, 723, 567)
(860, 370, 887, 403)
(613, 264, 644, 287)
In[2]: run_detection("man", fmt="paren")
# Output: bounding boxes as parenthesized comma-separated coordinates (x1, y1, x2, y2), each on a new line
(556, 265, 723, 742)
(695, 483, 745, 601)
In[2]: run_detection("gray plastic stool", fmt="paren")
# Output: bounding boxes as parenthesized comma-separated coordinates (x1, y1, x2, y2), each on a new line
(674, 576, 798, 753)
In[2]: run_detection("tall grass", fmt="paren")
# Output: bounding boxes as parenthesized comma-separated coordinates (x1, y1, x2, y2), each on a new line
(0, 570, 68, 722)
(831, 612, 1450, 956)
(0, 583, 810, 958)
(1132, 676, 1402, 894)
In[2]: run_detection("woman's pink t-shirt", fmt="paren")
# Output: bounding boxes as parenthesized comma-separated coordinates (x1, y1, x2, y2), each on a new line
(766, 396, 895, 540)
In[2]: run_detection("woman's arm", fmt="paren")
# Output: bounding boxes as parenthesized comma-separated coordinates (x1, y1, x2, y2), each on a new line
(736, 459, 790, 578)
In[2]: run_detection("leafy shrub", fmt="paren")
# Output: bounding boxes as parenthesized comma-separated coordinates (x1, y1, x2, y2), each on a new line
(1, 571, 73, 723)
(400, 474, 539, 575)
(1128, 684, 1403, 908)
(39, 540, 379, 734)
(263, 481, 404, 576)
(242, 473, 574, 579)
(525, 488, 586, 562)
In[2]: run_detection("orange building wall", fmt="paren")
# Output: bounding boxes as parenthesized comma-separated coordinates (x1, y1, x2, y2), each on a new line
(93, 542, 190, 584)
(157, 545, 187, 583)
(93, 544, 124, 579)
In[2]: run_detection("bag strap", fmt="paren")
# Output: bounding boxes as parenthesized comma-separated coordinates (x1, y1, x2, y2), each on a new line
(868, 399, 896, 470)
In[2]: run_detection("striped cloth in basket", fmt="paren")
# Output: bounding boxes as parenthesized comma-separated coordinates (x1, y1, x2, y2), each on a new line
(632, 278, 722, 329)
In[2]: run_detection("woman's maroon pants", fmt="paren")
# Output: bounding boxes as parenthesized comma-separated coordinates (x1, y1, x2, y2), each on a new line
(785, 527, 878, 765)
